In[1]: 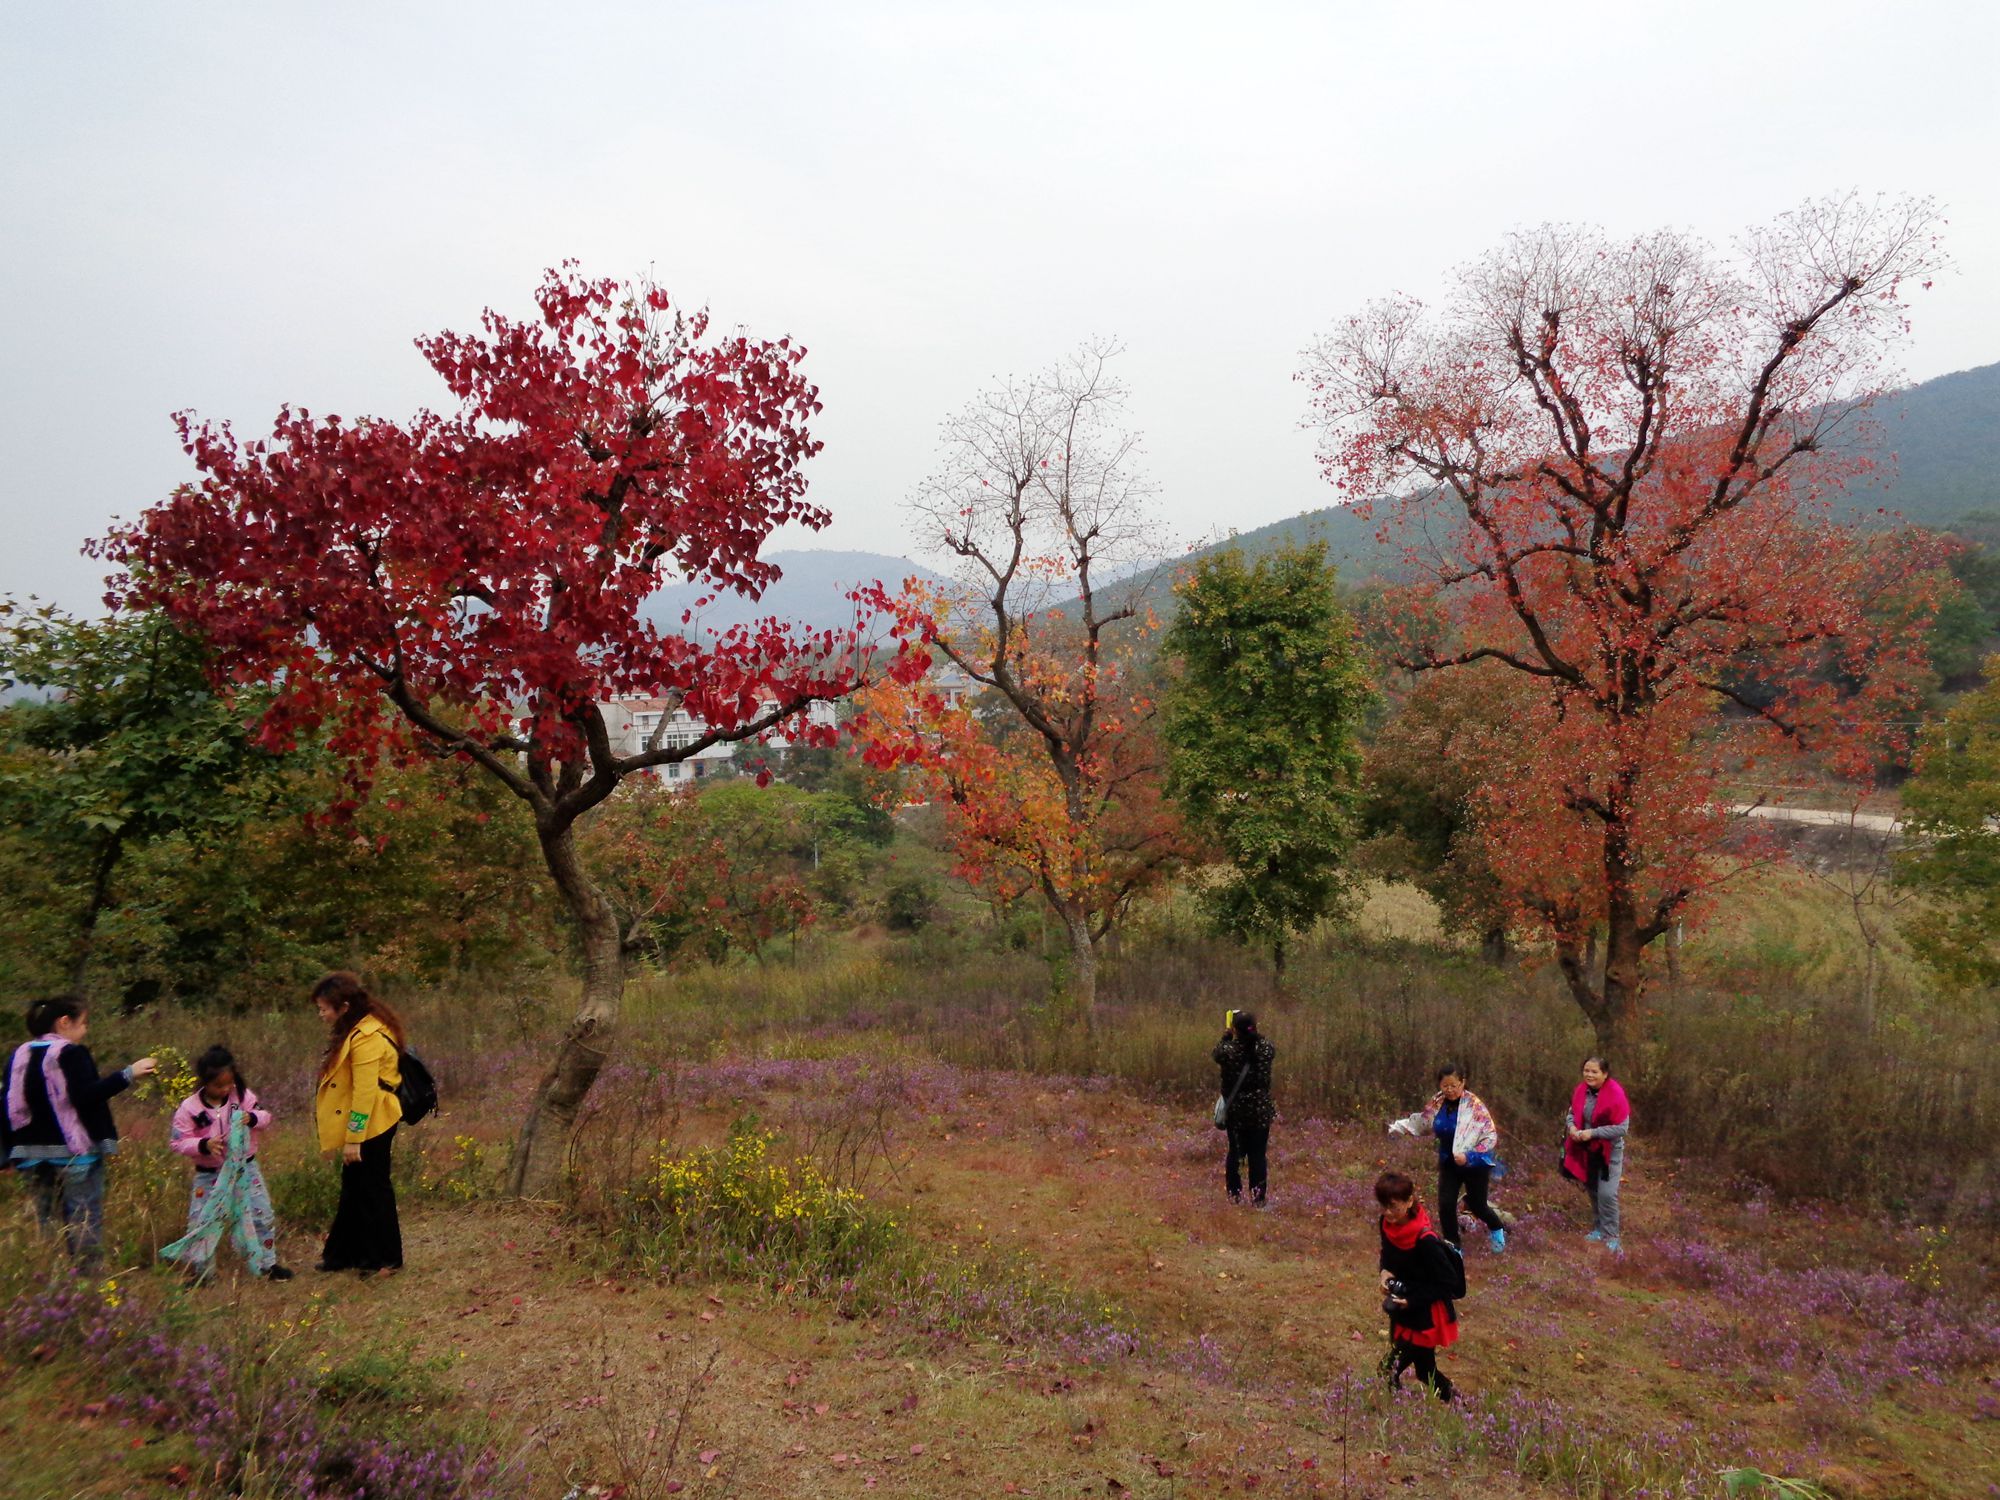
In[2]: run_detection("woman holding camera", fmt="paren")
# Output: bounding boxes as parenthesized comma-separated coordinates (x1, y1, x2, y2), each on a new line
(1374, 1170, 1460, 1400)
(1212, 1010, 1275, 1205)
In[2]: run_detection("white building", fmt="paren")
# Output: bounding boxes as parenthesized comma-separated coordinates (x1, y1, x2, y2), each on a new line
(604, 697, 838, 784)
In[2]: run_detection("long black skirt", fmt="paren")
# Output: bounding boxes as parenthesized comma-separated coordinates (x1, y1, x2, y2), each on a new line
(322, 1126, 402, 1271)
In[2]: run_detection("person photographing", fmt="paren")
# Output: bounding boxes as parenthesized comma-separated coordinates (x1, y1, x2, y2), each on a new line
(1212, 1009, 1275, 1205)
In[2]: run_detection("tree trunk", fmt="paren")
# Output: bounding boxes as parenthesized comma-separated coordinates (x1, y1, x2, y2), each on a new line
(1054, 898, 1098, 1026)
(1554, 934, 1623, 1063)
(1271, 934, 1288, 985)
(1852, 893, 1880, 1032)
(506, 819, 626, 1198)
(1559, 908, 1646, 1064)
(1478, 925, 1509, 966)
(1597, 908, 1647, 1066)
(67, 834, 124, 996)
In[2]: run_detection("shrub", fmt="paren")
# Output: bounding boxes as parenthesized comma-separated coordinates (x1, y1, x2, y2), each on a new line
(614, 1122, 902, 1287)
(882, 872, 941, 932)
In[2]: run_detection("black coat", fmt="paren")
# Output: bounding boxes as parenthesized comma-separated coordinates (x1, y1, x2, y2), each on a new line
(1, 1043, 132, 1157)
(1378, 1220, 1462, 1325)
(1212, 1034, 1276, 1129)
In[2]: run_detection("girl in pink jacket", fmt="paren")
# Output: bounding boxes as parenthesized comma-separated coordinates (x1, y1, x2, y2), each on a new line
(162, 1045, 291, 1282)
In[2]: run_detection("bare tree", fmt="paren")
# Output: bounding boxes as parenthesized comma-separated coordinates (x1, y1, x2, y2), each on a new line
(905, 341, 1174, 1019)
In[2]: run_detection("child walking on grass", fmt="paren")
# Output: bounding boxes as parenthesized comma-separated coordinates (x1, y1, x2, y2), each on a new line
(160, 1045, 292, 1282)
(1375, 1169, 1465, 1402)
(1, 995, 158, 1271)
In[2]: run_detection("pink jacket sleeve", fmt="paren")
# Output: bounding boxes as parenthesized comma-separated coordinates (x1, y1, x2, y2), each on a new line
(168, 1094, 211, 1161)
(239, 1087, 272, 1154)
(239, 1087, 272, 1132)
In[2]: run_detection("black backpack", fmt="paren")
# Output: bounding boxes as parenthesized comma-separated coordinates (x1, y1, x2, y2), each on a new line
(383, 1048, 438, 1126)
(1428, 1232, 1468, 1299)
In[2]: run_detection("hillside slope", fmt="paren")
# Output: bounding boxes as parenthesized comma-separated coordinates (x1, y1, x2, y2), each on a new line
(1161, 357, 2000, 595)
(642, 550, 939, 635)
(674, 363, 1997, 631)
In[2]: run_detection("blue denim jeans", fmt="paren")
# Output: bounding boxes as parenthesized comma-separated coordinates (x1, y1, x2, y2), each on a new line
(28, 1158, 106, 1270)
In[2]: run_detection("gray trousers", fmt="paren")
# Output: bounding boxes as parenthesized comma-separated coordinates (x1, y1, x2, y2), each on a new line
(27, 1159, 106, 1270)
(1586, 1144, 1623, 1240)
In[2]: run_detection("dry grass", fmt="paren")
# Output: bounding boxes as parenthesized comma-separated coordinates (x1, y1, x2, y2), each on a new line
(72, 1062, 1986, 1500)
(5, 863, 1996, 1497)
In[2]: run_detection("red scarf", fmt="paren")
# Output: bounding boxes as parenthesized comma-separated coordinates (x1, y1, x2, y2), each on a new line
(1381, 1202, 1434, 1250)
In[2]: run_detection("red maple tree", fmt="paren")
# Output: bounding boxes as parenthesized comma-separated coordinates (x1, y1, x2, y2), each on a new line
(101, 266, 923, 1192)
(1303, 196, 1949, 1055)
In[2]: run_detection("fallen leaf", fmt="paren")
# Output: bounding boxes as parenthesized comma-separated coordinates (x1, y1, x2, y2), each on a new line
(698, 1449, 720, 1464)
(910, 1443, 926, 1456)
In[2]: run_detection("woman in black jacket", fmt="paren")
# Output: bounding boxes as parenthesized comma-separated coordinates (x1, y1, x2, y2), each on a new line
(1212, 1010, 1275, 1204)
(2, 995, 158, 1269)
(1375, 1169, 1461, 1401)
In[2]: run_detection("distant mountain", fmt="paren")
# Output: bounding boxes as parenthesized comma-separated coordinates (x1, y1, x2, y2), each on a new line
(1846, 361, 2000, 527)
(651, 365, 1996, 635)
(1161, 357, 2000, 596)
(642, 550, 939, 635)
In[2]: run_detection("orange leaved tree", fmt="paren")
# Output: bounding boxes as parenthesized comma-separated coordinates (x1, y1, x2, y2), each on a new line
(874, 344, 1183, 1020)
(1303, 196, 1949, 1058)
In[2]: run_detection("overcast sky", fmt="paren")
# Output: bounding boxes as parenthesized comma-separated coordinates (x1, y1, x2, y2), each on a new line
(4, 0, 1997, 612)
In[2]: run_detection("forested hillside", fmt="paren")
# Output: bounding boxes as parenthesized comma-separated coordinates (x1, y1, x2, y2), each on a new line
(1190, 358, 2000, 588)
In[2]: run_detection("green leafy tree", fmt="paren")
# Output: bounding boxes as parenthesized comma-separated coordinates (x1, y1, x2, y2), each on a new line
(0, 602, 285, 993)
(1898, 657, 2000, 987)
(581, 778, 891, 970)
(1359, 665, 1520, 961)
(1162, 543, 1372, 974)
(107, 755, 551, 1004)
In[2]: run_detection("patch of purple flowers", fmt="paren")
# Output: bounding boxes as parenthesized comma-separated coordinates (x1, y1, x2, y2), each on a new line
(0, 1280, 522, 1499)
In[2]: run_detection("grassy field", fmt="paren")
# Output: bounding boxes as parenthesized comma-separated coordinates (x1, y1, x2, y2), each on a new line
(3, 874, 1996, 1499)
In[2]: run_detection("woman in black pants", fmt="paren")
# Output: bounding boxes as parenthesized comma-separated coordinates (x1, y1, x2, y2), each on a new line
(1374, 1169, 1461, 1401)
(1386, 1065, 1514, 1253)
(311, 972, 407, 1277)
(1213, 1010, 1275, 1204)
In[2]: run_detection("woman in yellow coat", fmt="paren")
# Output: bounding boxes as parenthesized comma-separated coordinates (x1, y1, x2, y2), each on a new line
(312, 971, 406, 1276)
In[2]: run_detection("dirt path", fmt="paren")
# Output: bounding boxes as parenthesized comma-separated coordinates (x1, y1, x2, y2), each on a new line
(1731, 803, 1903, 834)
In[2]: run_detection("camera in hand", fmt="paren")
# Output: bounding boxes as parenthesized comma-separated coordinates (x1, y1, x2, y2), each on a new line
(1381, 1278, 1410, 1316)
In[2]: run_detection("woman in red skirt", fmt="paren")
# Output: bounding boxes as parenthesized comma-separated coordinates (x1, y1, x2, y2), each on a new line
(1375, 1170, 1464, 1401)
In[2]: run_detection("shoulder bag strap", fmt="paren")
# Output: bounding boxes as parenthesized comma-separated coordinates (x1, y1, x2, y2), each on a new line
(1224, 1052, 1253, 1106)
